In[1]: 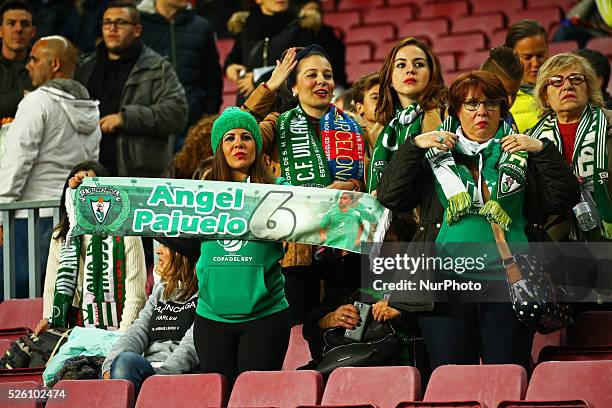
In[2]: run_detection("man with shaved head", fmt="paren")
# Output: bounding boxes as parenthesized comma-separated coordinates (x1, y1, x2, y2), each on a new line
(0, 35, 101, 299)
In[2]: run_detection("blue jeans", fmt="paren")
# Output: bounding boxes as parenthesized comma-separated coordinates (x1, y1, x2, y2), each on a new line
(0, 217, 53, 300)
(110, 352, 156, 395)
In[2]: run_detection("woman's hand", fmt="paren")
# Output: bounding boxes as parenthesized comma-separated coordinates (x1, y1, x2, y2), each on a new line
(226, 63, 246, 82)
(266, 48, 298, 92)
(372, 300, 401, 322)
(102, 370, 110, 380)
(326, 181, 355, 190)
(68, 173, 87, 189)
(237, 72, 255, 96)
(319, 304, 361, 330)
(34, 318, 49, 335)
(413, 131, 458, 151)
(501, 134, 544, 153)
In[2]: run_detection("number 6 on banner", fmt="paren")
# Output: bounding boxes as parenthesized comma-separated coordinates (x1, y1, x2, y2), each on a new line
(249, 191, 296, 240)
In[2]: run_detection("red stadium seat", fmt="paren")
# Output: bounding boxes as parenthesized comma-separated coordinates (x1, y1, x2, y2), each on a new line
(397, 17, 451, 43)
(0, 327, 31, 342)
(337, 0, 385, 11)
(0, 381, 44, 408)
(537, 345, 612, 363)
(505, 7, 564, 33)
(221, 92, 236, 110)
(585, 37, 612, 58)
(472, 0, 524, 14)
(489, 29, 508, 46)
(216, 38, 234, 66)
(228, 370, 323, 408)
(282, 325, 312, 371)
(136, 373, 227, 408)
(499, 361, 612, 408)
(0, 339, 10, 356)
(531, 330, 565, 366)
(347, 61, 384, 83)
(548, 40, 579, 55)
(437, 53, 458, 72)
(346, 42, 375, 64)
(452, 13, 506, 35)
(321, 366, 421, 408)
(525, 0, 578, 12)
(568, 311, 612, 346)
(323, 10, 362, 35)
(47, 379, 134, 408)
(349, 23, 397, 44)
(433, 33, 488, 54)
(418, 0, 470, 19)
(457, 50, 491, 70)
(0, 299, 43, 331)
(398, 402, 484, 408)
(223, 77, 237, 94)
(363, 6, 416, 28)
(416, 364, 526, 408)
(0, 368, 44, 384)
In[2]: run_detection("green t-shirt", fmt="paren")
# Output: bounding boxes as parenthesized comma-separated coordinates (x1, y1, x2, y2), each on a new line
(320, 206, 364, 250)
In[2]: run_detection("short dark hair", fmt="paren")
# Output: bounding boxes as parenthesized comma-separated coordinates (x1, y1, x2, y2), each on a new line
(352, 73, 380, 105)
(480, 46, 523, 82)
(104, 1, 141, 24)
(0, 0, 33, 23)
(574, 48, 611, 92)
(504, 19, 547, 49)
(448, 71, 510, 119)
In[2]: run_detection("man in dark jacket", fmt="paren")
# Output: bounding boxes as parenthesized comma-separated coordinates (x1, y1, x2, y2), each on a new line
(75, 1, 188, 178)
(137, 0, 222, 149)
(0, 0, 36, 118)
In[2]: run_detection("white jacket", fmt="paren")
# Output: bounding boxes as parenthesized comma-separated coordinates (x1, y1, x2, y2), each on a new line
(0, 79, 101, 217)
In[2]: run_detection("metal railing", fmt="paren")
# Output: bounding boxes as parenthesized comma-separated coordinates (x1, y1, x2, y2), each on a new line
(1, 200, 60, 300)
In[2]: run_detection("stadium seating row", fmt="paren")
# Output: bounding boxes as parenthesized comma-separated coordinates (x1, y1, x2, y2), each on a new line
(1, 361, 611, 408)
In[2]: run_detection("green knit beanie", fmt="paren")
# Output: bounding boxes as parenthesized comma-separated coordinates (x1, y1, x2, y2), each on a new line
(211, 107, 262, 153)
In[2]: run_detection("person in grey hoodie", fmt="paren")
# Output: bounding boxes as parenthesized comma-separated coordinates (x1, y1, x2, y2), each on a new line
(0, 35, 101, 300)
(102, 238, 200, 394)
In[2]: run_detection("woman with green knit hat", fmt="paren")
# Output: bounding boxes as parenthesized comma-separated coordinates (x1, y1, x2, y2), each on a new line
(377, 71, 579, 372)
(192, 106, 290, 386)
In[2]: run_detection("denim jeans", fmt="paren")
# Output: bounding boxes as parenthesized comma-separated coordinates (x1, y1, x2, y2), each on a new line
(110, 352, 156, 395)
(0, 217, 53, 301)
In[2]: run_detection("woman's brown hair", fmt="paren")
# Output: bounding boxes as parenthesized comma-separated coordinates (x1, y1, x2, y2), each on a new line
(376, 37, 448, 125)
(448, 71, 510, 119)
(209, 144, 274, 184)
(159, 246, 198, 301)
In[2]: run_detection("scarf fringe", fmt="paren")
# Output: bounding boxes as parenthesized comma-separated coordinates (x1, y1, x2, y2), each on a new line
(446, 191, 471, 224)
(479, 200, 512, 230)
(369, 208, 391, 259)
(602, 221, 612, 240)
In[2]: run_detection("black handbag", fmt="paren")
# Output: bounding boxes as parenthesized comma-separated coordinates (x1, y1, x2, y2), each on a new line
(491, 222, 573, 334)
(315, 319, 400, 376)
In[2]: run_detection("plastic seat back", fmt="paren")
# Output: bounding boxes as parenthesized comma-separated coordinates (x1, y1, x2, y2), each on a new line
(46, 379, 134, 408)
(322, 366, 421, 408)
(228, 370, 323, 408)
(282, 325, 312, 371)
(424, 365, 527, 408)
(136, 373, 227, 408)
(0, 299, 43, 330)
(0, 381, 44, 408)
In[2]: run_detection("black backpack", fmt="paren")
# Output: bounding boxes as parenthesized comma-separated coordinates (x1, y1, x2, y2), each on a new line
(0, 328, 70, 369)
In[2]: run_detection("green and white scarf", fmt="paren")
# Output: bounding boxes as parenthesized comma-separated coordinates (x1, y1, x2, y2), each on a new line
(530, 104, 611, 239)
(367, 103, 423, 193)
(50, 235, 126, 330)
(276, 104, 365, 187)
(427, 117, 528, 230)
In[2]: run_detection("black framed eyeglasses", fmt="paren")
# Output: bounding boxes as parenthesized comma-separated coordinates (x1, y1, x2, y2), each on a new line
(101, 19, 136, 29)
(462, 99, 502, 111)
(547, 73, 586, 87)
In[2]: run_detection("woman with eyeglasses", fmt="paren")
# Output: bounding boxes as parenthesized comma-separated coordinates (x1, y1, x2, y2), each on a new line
(530, 53, 612, 242)
(377, 71, 579, 371)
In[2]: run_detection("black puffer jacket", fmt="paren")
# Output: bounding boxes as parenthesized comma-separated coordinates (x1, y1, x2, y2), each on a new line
(138, 1, 222, 126)
(377, 139, 581, 242)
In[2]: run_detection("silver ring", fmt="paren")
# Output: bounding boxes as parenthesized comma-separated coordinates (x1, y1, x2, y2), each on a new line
(341, 316, 345, 321)
(437, 136, 444, 143)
